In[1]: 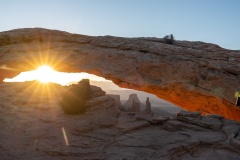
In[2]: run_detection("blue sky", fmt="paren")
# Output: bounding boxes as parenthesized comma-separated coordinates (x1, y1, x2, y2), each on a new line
(0, 0, 239, 49)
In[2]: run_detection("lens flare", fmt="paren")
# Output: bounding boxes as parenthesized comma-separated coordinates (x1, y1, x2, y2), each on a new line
(62, 127, 69, 146)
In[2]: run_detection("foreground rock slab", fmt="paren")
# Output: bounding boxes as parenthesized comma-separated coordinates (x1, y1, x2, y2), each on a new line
(0, 83, 240, 159)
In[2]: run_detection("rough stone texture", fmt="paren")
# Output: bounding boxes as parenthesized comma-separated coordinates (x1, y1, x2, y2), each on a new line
(177, 110, 223, 131)
(90, 85, 106, 98)
(0, 28, 240, 120)
(177, 110, 201, 117)
(1, 82, 240, 159)
(106, 94, 121, 109)
(148, 116, 169, 125)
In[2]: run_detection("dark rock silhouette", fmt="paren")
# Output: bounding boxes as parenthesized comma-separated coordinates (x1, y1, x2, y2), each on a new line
(60, 79, 91, 114)
(144, 97, 153, 115)
(71, 79, 91, 99)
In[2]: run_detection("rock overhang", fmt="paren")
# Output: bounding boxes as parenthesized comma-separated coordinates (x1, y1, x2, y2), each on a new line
(0, 28, 240, 121)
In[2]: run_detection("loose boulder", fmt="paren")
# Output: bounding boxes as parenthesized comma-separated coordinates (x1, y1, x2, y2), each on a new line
(60, 79, 91, 114)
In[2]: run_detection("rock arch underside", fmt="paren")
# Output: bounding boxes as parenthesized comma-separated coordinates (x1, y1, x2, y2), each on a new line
(0, 28, 240, 121)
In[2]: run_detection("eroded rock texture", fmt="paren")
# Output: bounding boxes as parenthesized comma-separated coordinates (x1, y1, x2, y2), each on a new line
(0, 82, 240, 159)
(0, 28, 240, 120)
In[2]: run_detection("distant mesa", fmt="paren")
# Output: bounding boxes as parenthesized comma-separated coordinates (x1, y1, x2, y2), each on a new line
(122, 93, 153, 115)
(60, 83, 155, 115)
(122, 94, 144, 110)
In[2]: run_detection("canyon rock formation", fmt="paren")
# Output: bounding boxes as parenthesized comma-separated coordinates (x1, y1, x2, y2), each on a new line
(144, 97, 153, 115)
(122, 93, 144, 111)
(0, 82, 240, 159)
(0, 28, 240, 120)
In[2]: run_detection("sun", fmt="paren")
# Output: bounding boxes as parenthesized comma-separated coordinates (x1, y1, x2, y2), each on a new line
(4, 65, 110, 85)
(35, 65, 55, 83)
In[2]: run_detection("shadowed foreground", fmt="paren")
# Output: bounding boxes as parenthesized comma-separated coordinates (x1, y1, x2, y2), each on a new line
(0, 82, 240, 160)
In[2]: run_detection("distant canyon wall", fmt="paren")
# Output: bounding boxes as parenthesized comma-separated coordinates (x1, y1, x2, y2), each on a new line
(0, 28, 240, 120)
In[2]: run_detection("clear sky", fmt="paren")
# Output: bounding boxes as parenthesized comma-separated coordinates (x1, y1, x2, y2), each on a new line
(0, 0, 239, 49)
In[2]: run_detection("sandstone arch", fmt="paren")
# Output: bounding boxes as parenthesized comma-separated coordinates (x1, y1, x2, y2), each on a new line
(0, 28, 240, 121)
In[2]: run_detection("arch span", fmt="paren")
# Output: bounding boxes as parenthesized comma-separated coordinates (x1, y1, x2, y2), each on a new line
(0, 28, 240, 120)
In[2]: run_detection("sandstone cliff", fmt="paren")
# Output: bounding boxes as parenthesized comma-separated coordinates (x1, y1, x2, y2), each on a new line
(0, 28, 240, 120)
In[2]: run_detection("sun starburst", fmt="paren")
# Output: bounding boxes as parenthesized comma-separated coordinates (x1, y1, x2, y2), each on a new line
(35, 65, 55, 83)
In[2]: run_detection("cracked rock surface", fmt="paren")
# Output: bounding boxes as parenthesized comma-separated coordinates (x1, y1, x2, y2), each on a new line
(0, 82, 240, 160)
